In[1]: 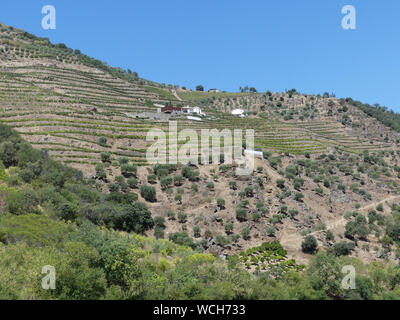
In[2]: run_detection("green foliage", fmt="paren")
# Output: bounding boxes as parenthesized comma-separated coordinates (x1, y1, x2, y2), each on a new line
(345, 214, 369, 240)
(276, 179, 285, 189)
(217, 198, 225, 209)
(98, 136, 107, 147)
(140, 185, 156, 202)
(241, 227, 250, 240)
(236, 208, 248, 222)
(333, 241, 355, 256)
(193, 226, 201, 238)
(302, 235, 318, 254)
(1, 186, 41, 215)
(100, 152, 111, 163)
(121, 164, 137, 178)
(168, 232, 195, 249)
(178, 212, 187, 223)
(0, 214, 74, 246)
(181, 166, 199, 181)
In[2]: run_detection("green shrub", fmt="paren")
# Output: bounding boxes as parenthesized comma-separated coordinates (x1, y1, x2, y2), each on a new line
(98, 136, 107, 146)
(193, 226, 201, 238)
(167, 210, 175, 220)
(127, 178, 138, 189)
(95, 164, 106, 180)
(252, 212, 261, 222)
(295, 192, 304, 202)
(154, 216, 165, 228)
(121, 164, 137, 178)
(326, 230, 334, 241)
(160, 176, 172, 190)
(236, 208, 248, 222)
(154, 225, 164, 239)
(241, 227, 250, 240)
(140, 185, 156, 202)
(168, 232, 195, 249)
(57, 202, 78, 221)
(225, 221, 234, 234)
(178, 212, 187, 223)
(301, 235, 318, 254)
(100, 152, 111, 163)
(3, 187, 40, 215)
(276, 179, 285, 189)
(217, 198, 225, 209)
(173, 175, 183, 186)
(333, 241, 355, 256)
(147, 174, 157, 184)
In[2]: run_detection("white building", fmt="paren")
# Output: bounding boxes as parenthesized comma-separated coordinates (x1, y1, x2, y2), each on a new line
(187, 116, 203, 121)
(183, 106, 204, 115)
(244, 149, 264, 160)
(231, 108, 246, 117)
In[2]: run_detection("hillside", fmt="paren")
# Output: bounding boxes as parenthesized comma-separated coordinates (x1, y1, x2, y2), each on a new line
(1, 21, 400, 281)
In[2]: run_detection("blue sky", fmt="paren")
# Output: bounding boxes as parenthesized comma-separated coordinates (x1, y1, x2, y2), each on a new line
(1, 0, 399, 111)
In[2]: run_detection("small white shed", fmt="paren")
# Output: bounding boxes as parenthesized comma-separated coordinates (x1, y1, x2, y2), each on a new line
(244, 149, 264, 160)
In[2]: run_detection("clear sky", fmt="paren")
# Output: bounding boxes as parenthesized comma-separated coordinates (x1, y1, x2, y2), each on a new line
(1, 0, 399, 111)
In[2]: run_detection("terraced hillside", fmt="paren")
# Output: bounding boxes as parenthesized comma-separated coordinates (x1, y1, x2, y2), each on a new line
(2, 22, 400, 267)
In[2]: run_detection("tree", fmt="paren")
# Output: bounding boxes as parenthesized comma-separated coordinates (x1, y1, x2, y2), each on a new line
(241, 227, 250, 240)
(121, 164, 137, 178)
(95, 164, 107, 180)
(98, 136, 107, 147)
(236, 208, 248, 222)
(140, 185, 156, 202)
(0, 141, 16, 167)
(160, 176, 172, 190)
(243, 186, 254, 197)
(302, 235, 318, 254)
(127, 178, 138, 189)
(217, 198, 225, 209)
(306, 253, 344, 299)
(195, 85, 204, 92)
(252, 212, 261, 222)
(168, 232, 195, 249)
(225, 222, 234, 234)
(276, 179, 285, 189)
(154, 225, 164, 239)
(57, 203, 78, 221)
(100, 152, 111, 163)
(173, 174, 183, 186)
(295, 192, 304, 202)
(326, 230, 334, 241)
(216, 234, 229, 246)
(345, 215, 369, 240)
(333, 241, 355, 256)
(174, 194, 182, 204)
(154, 216, 165, 229)
(193, 226, 201, 238)
(178, 212, 187, 223)
(181, 166, 199, 181)
(229, 180, 237, 190)
(167, 210, 175, 220)
(122, 202, 154, 233)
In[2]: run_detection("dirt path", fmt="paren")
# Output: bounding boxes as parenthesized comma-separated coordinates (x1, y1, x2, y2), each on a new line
(280, 194, 400, 247)
(171, 89, 183, 101)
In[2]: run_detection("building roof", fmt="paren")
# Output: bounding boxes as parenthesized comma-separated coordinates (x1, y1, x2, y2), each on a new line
(231, 108, 245, 115)
(161, 106, 182, 113)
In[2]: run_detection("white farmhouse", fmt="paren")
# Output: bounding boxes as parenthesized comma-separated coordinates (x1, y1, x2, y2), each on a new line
(231, 108, 246, 117)
(183, 106, 204, 115)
